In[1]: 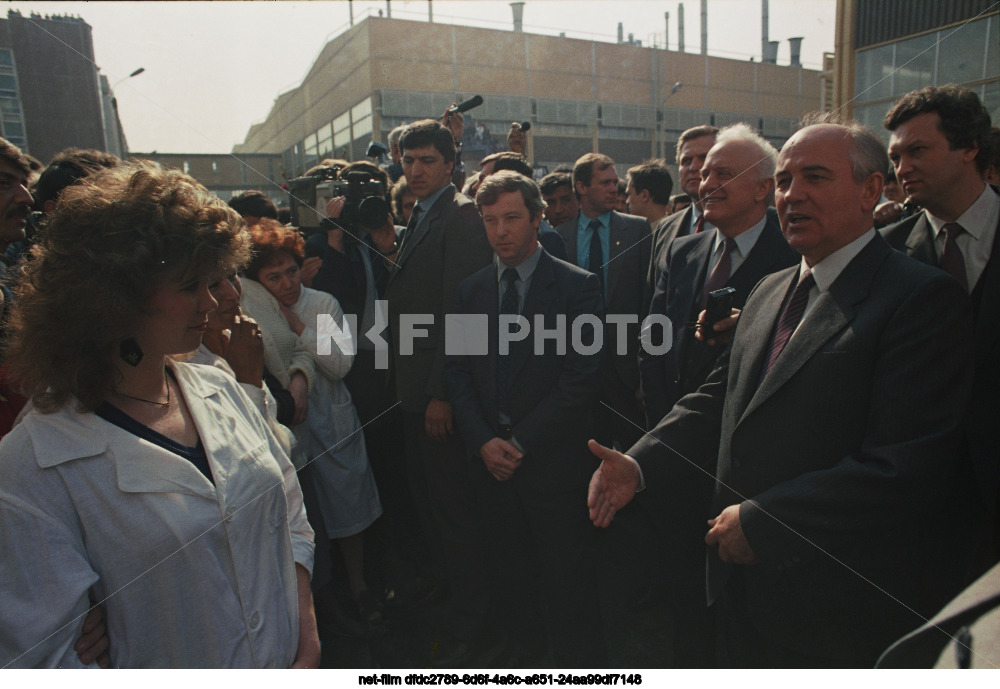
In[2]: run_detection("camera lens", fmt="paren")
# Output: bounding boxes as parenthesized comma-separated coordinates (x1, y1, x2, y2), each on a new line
(358, 196, 389, 229)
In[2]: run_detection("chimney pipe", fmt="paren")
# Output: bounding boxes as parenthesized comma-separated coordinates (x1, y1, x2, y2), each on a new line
(664, 12, 670, 50)
(349, 0, 354, 26)
(386, 0, 391, 18)
(510, 2, 524, 32)
(700, 0, 707, 55)
(428, 0, 433, 22)
(629, 32, 635, 45)
(762, 0, 769, 62)
(678, 3, 685, 53)
(764, 40, 779, 64)
(788, 37, 803, 66)
(618, 22, 624, 43)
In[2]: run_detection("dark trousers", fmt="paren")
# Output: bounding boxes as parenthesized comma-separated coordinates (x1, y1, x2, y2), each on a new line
(403, 410, 489, 638)
(474, 462, 606, 667)
(715, 571, 860, 668)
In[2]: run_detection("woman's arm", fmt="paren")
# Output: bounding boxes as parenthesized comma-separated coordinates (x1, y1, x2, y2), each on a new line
(289, 563, 320, 668)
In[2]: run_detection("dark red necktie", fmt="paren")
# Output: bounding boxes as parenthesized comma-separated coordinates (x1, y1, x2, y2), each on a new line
(759, 269, 815, 381)
(939, 222, 968, 291)
(701, 237, 735, 307)
(694, 213, 705, 234)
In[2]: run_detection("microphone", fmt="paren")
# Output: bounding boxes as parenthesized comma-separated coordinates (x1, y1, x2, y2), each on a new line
(518, 121, 531, 132)
(448, 95, 483, 114)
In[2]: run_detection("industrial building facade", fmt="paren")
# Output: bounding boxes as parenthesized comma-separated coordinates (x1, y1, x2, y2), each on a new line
(234, 16, 823, 178)
(833, 0, 999, 135)
(0, 10, 126, 164)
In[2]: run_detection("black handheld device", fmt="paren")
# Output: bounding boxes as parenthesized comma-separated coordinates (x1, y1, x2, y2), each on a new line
(701, 287, 736, 334)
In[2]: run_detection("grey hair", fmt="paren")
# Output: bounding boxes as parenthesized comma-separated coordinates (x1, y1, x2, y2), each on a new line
(476, 170, 545, 217)
(388, 125, 406, 149)
(714, 123, 778, 182)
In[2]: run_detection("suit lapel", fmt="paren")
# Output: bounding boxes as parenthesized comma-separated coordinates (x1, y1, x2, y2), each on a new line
(673, 232, 714, 365)
(396, 186, 453, 270)
(903, 214, 938, 267)
(739, 236, 889, 423)
(726, 213, 787, 299)
(557, 214, 580, 267)
(606, 211, 628, 303)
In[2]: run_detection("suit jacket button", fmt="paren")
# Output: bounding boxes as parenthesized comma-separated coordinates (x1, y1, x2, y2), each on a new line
(783, 559, 794, 568)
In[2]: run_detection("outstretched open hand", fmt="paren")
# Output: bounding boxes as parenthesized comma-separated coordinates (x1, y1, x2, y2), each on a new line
(587, 439, 640, 528)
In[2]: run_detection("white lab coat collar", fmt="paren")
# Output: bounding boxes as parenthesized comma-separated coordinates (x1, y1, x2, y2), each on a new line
(23, 360, 231, 499)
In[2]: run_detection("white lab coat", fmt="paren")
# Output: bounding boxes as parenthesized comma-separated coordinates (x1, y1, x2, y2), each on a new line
(0, 361, 314, 668)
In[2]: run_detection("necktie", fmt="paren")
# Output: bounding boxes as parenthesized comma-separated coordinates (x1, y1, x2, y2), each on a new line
(497, 268, 520, 417)
(587, 219, 604, 293)
(939, 222, 968, 291)
(396, 204, 422, 259)
(694, 213, 706, 234)
(701, 237, 735, 308)
(759, 269, 816, 381)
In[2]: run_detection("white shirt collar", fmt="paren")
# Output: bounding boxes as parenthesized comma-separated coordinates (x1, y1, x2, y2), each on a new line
(800, 228, 877, 293)
(712, 213, 768, 259)
(924, 184, 999, 242)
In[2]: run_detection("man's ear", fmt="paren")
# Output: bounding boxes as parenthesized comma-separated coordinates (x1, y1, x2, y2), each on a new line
(754, 178, 774, 204)
(961, 143, 979, 166)
(575, 180, 586, 197)
(860, 172, 884, 211)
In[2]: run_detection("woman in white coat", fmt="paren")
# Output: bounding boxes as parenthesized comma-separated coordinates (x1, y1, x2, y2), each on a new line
(0, 163, 319, 667)
(241, 219, 383, 625)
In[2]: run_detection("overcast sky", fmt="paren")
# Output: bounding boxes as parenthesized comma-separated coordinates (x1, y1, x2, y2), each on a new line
(9, 0, 836, 154)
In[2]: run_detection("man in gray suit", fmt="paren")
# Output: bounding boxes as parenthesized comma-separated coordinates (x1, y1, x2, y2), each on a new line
(588, 118, 975, 666)
(555, 152, 651, 450)
(370, 118, 494, 662)
(882, 85, 1000, 570)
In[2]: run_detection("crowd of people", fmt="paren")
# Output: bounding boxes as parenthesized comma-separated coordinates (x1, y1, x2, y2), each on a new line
(0, 81, 998, 669)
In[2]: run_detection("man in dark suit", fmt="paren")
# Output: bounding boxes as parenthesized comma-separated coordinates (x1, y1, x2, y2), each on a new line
(555, 152, 651, 450)
(446, 171, 605, 666)
(641, 124, 798, 427)
(637, 123, 798, 666)
(370, 118, 494, 661)
(882, 85, 1000, 569)
(588, 119, 976, 667)
(647, 125, 719, 293)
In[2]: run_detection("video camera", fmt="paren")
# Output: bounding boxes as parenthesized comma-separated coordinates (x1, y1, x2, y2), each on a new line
(287, 166, 389, 237)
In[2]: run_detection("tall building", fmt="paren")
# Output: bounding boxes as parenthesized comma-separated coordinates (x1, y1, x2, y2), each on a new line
(833, 0, 999, 135)
(0, 9, 126, 164)
(234, 15, 823, 178)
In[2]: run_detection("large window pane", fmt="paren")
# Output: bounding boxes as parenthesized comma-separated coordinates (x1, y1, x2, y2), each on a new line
(351, 99, 371, 121)
(856, 43, 894, 102)
(334, 112, 350, 135)
(893, 32, 935, 97)
(987, 16, 999, 80)
(938, 19, 986, 85)
(353, 114, 372, 139)
(982, 81, 999, 125)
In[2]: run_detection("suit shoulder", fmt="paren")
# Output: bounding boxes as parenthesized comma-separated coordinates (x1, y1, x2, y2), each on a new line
(457, 262, 496, 291)
(879, 240, 957, 287)
(655, 208, 688, 232)
(547, 253, 596, 282)
(614, 211, 653, 234)
(879, 213, 923, 249)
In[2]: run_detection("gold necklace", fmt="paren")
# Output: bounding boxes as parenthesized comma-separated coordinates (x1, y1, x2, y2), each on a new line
(112, 373, 172, 407)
